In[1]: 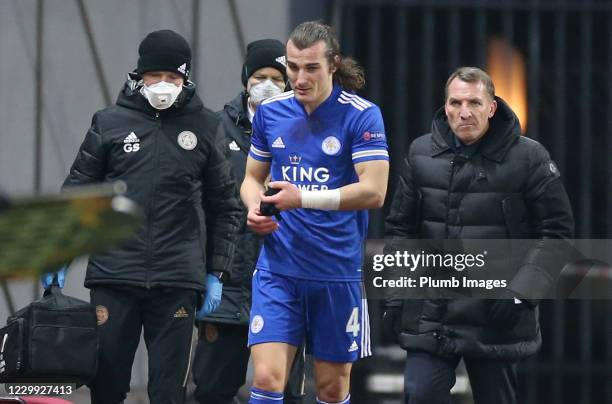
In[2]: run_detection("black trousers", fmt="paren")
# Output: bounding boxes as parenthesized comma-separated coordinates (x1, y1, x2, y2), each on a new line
(192, 322, 305, 404)
(89, 286, 198, 404)
(403, 351, 518, 404)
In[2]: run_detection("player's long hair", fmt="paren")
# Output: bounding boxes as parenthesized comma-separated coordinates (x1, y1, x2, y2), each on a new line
(289, 20, 365, 92)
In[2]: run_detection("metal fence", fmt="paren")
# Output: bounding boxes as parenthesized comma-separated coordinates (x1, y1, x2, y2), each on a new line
(337, 1, 612, 403)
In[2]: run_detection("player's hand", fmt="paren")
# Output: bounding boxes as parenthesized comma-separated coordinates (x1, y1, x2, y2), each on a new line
(260, 181, 301, 211)
(246, 205, 279, 235)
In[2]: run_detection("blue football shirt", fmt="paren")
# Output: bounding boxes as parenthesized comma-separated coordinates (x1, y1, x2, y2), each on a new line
(249, 85, 388, 281)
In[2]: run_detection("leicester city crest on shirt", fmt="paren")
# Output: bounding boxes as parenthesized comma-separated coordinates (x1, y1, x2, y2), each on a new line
(322, 136, 341, 155)
(177, 131, 197, 150)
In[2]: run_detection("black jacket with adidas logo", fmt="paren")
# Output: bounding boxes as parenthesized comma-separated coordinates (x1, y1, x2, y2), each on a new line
(64, 74, 241, 291)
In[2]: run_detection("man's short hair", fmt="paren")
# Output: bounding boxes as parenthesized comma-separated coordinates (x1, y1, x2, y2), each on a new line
(445, 67, 495, 101)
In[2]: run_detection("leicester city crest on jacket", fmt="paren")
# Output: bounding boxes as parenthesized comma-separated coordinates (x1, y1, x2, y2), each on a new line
(177, 131, 197, 150)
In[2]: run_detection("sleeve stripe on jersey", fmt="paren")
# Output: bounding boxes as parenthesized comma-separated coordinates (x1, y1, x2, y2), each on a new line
(340, 93, 367, 109)
(338, 98, 365, 111)
(341, 91, 373, 106)
(250, 145, 272, 158)
(340, 91, 373, 108)
(338, 94, 373, 112)
(261, 90, 294, 105)
(352, 150, 389, 160)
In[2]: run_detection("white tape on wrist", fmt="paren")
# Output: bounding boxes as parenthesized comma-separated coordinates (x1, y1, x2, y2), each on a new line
(300, 189, 341, 210)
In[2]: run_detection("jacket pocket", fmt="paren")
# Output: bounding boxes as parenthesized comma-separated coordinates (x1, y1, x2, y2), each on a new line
(399, 300, 424, 332)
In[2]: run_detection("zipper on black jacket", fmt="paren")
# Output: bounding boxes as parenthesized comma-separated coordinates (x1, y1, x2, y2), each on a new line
(445, 157, 457, 238)
(145, 111, 161, 288)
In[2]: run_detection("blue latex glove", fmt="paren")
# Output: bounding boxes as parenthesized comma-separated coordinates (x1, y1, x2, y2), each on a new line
(41, 266, 67, 290)
(196, 274, 223, 320)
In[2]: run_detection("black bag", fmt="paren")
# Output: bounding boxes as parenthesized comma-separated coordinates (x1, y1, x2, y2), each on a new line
(0, 284, 98, 384)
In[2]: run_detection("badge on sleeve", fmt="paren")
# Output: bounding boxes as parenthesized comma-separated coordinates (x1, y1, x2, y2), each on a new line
(250, 315, 264, 334)
(96, 305, 109, 326)
(205, 323, 219, 342)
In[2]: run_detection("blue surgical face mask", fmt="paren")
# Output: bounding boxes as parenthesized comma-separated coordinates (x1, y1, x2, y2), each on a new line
(141, 81, 182, 110)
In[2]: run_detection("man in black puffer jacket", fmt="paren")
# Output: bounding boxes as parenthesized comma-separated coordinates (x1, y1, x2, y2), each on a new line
(384, 67, 574, 404)
(63, 30, 241, 404)
(192, 39, 305, 404)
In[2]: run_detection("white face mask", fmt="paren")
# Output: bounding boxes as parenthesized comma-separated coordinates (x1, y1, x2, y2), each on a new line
(249, 79, 283, 106)
(141, 81, 183, 110)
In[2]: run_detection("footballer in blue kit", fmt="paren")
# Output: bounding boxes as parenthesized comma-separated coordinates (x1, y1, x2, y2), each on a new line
(249, 84, 387, 281)
(241, 21, 389, 404)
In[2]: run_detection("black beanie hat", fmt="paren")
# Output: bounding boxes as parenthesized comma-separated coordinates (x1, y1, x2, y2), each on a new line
(137, 29, 191, 79)
(241, 39, 287, 86)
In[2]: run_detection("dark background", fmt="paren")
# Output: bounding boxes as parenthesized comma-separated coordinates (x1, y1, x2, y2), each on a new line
(317, 1, 611, 403)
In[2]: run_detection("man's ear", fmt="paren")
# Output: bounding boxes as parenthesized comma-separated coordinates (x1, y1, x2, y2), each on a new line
(331, 55, 340, 74)
(489, 99, 498, 118)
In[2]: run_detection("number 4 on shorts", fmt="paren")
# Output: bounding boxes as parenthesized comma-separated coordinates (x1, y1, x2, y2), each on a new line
(346, 307, 360, 337)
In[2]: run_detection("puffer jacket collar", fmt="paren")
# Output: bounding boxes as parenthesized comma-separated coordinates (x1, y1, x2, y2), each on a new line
(430, 97, 521, 163)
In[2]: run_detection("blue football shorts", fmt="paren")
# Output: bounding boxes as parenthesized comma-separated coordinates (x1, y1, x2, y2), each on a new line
(248, 269, 372, 363)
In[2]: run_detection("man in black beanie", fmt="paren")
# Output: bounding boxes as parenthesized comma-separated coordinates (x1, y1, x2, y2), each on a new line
(190, 38, 305, 404)
(137, 29, 191, 79)
(241, 39, 288, 86)
(61, 29, 241, 403)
